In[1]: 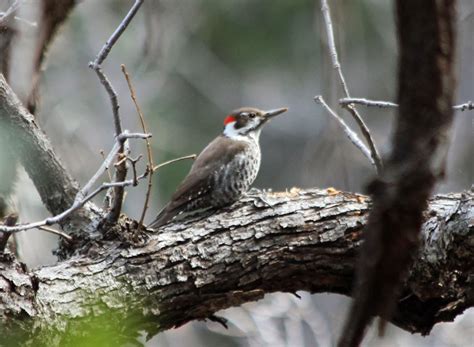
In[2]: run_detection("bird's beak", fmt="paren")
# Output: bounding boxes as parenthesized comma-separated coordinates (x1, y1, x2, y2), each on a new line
(263, 107, 288, 121)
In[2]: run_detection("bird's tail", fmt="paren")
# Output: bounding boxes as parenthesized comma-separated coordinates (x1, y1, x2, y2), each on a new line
(147, 203, 178, 230)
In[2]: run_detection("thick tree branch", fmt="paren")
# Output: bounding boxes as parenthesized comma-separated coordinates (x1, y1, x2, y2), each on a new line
(0, 189, 471, 345)
(0, 74, 78, 216)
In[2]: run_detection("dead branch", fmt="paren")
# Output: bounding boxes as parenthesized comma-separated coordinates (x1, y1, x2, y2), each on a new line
(319, 0, 383, 174)
(340, 97, 473, 111)
(0, 132, 150, 234)
(121, 64, 155, 227)
(314, 96, 374, 166)
(88, 0, 144, 224)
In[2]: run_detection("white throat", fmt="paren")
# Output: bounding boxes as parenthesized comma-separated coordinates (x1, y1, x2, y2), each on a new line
(223, 122, 261, 143)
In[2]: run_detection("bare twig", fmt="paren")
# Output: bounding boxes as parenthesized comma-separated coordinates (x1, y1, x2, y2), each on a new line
(120, 64, 155, 228)
(12, 15, 36, 27)
(453, 101, 473, 111)
(0, 132, 150, 234)
(0, 0, 21, 25)
(340, 98, 474, 111)
(76, 132, 150, 203)
(320, 0, 383, 174)
(88, 0, 144, 223)
(153, 154, 197, 172)
(0, 179, 135, 234)
(115, 155, 143, 187)
(339, 98, 399, 108)
(314, 96, 374, 166)
(100, 149, 113, 181)
(89, 0, 144, 69)
(38, 226, 73, 242)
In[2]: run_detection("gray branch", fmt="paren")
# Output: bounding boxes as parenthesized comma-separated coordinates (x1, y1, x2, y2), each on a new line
(0, 189, 471, 345)
(319, 0, 383, 174)
(340, 97, 473, 111)
(88, 0, 144, 223)
(314, 96, 375, 166)
(0, 132, 150, 234)
(0, 75, 78, 217)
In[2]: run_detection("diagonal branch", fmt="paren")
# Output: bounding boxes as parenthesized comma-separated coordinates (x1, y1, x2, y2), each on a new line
(0, 75, 79, 217)
(320, 0, 383, 174)
(88, 0, 144, 224)
(314, 95, 374, 165)
(0, 132, 150, 234)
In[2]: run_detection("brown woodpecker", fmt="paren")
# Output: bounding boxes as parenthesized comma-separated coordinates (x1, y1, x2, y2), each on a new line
(149, 106, 288, 229)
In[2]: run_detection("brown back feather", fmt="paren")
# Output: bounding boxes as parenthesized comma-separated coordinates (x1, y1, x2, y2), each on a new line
(149, 135, 248, 227)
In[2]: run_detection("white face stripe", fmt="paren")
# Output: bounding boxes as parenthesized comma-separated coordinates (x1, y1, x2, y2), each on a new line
(223, 121, 261, 142)
(223, 121, 239, 137)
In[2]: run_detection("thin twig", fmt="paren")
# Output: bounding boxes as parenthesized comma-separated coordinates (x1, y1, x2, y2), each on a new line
(91, 67, 122, 135)
(88, 0, 144, 223)
(320, 0, 349, 97)
(153, 154, 197, 171)
(114, 154, 128, 167)
(320, 0, 383, 174)
(89, 0, 144, 68)
(0, 0, 21, 25)
(90, 67, 126, 220)
(0, 179, 137, 234)
(453, 101, 473, 111)
(120, 64, 155, 228)
(76, 131, 150, 203)
(340, 98, 474, 111)
(100, 149, 113, 181)
(0, 132, 150, 234)
(12, 15, 36, 27)
(115, 155, 143, 187)
(38, 226, 73, 242)
(314, 96, 374, 165)
(339, 98, 399, 108)
(0, 152, 193, 234)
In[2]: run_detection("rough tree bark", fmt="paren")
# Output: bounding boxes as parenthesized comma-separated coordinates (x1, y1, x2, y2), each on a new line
(0, 188, 472, 345)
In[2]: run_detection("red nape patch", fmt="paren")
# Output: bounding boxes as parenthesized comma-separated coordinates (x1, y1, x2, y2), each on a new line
(224, 115, 236, 125)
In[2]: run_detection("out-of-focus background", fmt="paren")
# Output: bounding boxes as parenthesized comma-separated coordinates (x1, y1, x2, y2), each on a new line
(3, 0, 472, 346)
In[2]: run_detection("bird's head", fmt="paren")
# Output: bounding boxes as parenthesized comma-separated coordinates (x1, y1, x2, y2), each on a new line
(222, 107, 288, 140)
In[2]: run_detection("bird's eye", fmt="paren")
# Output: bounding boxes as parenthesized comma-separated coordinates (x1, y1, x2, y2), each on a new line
(249, 113, 256, 118)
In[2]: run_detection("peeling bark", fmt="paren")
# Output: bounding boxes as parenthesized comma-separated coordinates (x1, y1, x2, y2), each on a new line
(0, 189, 472, 345)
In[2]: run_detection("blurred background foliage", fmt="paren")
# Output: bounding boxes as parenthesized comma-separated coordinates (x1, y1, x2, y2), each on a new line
(2, 0, 472, 346)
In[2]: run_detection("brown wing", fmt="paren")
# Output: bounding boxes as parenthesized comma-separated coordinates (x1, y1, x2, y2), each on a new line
(148, 135, 247, 228)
